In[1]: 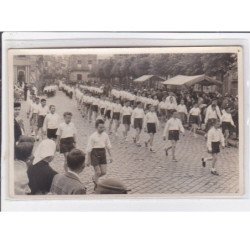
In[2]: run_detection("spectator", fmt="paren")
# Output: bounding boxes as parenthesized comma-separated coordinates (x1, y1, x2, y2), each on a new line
(14, 142, 34, 195)
(27, 139, 57, 194)
(50, 149, 86, 195)
(14, 102, 23, 144)
(95, 178, 130, 194)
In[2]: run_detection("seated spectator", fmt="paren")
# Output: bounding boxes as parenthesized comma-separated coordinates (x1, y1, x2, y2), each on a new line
(14, 142, 34, 195)
(95, 178, 130, 194)
(50, 149, 86, 195)
(27, 139, 57, 195)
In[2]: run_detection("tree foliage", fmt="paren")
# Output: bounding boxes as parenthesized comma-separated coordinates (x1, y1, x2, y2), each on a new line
(91, 53, 237, 83)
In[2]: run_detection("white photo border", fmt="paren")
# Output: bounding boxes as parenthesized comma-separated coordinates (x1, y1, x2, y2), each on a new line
(1, 32, 249, 211)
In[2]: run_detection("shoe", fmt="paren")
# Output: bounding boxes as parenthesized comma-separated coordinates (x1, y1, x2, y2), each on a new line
(150, 148, 156, 153)
(202, 158, 206, 167)
(172, 158, 178, 162)
(145, 141, 148, 147)
(136, 143, 141, 147)
(211, 170, 219, 176)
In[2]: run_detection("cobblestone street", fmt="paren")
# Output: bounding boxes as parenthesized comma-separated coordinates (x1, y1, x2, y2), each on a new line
(20, 91, 240, 196)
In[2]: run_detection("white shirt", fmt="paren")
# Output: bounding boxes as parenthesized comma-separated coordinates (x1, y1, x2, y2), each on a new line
(106, 102, 114, 111)
(144, 112, 159, 126)
(38, 105, 49, 116)
(27, 100, 34, 114)
(159, 101, 167, 110)
(122, 106, 133, 116)
(92, 98, 100, 106)
(99, 100, 107, 109)
(31, 103, 40, 114)
(221, 111, 235, 126)
(205, 108, 220, 123)
(113, 103, 123, 113)
(163, 118, 185, 136)
(205, 105, 222, 123)
(189, 107, 201, 116)
(43, 113, 60, 130)
(166, 102, 177, 110)
(86, 131, 112, 153)
(131, 108, 145, 120)
(177, 104, 188, 114)
(207, 127, 225, 151)
(56, 122, 77, 138)
(165, 96, 177, 105)
(152, 99, 159, 107)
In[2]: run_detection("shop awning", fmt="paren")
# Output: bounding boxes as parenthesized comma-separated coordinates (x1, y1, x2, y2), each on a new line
(163, 74, 222, 87)
(134, 75, 165, 83)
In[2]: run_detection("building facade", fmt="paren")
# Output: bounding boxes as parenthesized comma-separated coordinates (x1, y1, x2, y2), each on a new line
(13, 55, 32, 84)
(68, 55, 97, 82)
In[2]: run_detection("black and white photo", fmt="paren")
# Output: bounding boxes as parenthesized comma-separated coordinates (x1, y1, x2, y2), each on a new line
(8, 47, 243, 198)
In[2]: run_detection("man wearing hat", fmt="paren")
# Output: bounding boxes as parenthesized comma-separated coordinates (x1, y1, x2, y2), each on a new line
(14, 102, 23, 144)
(94, 178, 130, 194)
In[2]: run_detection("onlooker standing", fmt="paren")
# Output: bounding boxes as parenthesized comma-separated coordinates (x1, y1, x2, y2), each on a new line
(14, 102, 23, 144)
(28, 139, 58, 194)
(14, 142, 34, 195)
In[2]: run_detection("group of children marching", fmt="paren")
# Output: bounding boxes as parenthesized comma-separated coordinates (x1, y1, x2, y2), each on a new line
(25, 82, 237, 180)
(71, 84, 236, 176)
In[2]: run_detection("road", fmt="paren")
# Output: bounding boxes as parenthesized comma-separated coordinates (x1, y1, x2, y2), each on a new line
(19, 90, 240, 196)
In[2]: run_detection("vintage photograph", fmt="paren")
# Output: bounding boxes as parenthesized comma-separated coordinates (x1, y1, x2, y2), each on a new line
(9, 47, 243, 198)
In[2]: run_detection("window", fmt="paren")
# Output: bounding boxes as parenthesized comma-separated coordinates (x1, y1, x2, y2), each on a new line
(77, 60, 82, 68)
(77, 74, 82, 80)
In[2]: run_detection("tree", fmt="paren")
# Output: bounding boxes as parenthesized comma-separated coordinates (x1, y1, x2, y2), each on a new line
(201, 53, 237, 81)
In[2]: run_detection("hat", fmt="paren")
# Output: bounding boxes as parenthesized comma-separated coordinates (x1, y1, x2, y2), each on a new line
(95, 178, 131, 194)
(14, 102, 21, 108)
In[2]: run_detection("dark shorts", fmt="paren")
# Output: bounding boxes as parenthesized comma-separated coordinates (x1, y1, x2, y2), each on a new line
(90, 148, 107, 167)
(212, 141, 220, 154)
(160, 109, 166, 116)
(206, 118, 217, 132)
(189, 115, 199, 125)
(178, 112, 186, 124)
(112, 112, 120, 120)
(105, 110, 111, 119)
(222, 122, 232, 133)
(167, 109, 176, 118)
(168, 130, 179, 141)
(123, 115, 131, 125)
(60, 137, 75, 154)
(134, 118, 143, 130)
(147, 123, 156, 134)
(92, 105, 98, 112)
(100, 108, 105, 115)
(37, 115, 45, 128)
(47, 128, 58, 139)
